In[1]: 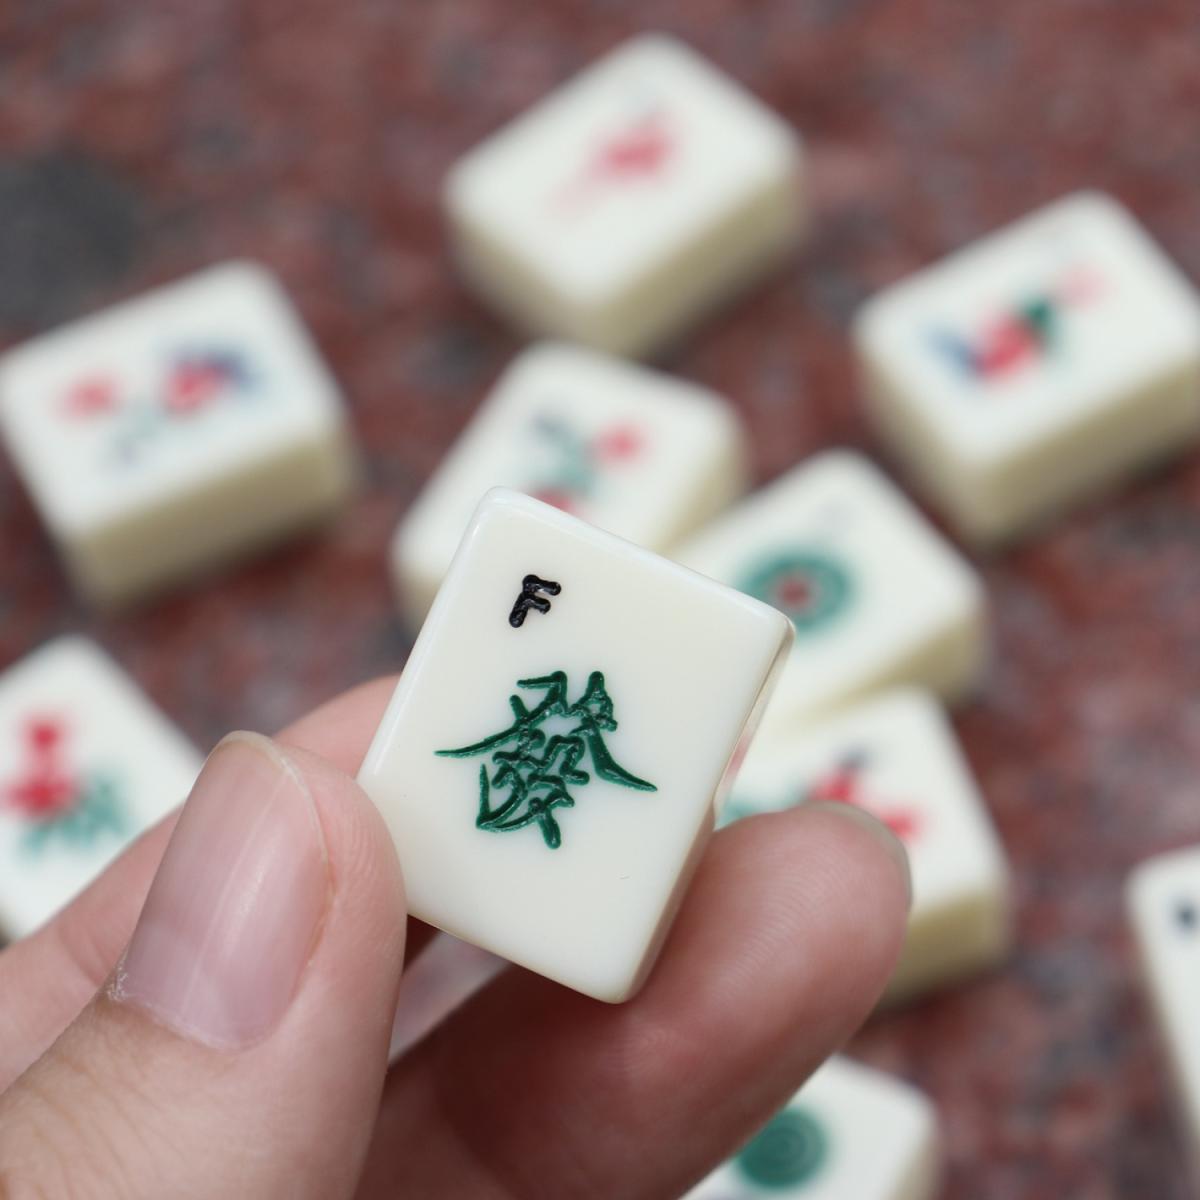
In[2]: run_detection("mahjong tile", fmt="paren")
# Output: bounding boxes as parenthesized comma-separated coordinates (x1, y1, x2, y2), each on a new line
(855, 192, 1200, 543)
(358, 488, 791, 1002)
(0, 637, 202, 939)
(687, 1056, 941, 1200)
(0, 261, 357, 606)
(675, 450, 987, 735)
(445, 34, 805, 357)
(728, 689, 1010, 1000)
(391, 341, 748, 623)
(1128, 844, 1200, 1176)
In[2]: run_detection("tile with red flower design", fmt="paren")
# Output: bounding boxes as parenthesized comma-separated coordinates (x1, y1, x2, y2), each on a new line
(855, 192, 1200, 544)
(445, 34, 806, 357)
(391, 342, 747, 626)
(0, 637, 201, 939)
(728, 688, 1010, 1002)
(0, 262, 356, 606)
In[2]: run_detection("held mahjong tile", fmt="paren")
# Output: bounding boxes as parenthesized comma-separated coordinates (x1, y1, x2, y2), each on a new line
(675, 451, 987, 734)
(0, 261, 357, 606)
(1128, 845, 1200, 1172)
(358, 489, 791, 1002)
(687, 1057, 941, 1200)
(445, 34, 805, 358)
(855, 192, 1200, 543)
(727, 689, 1010, 1000)
(0, 637, 202, 939)
(391, 341, 748, 624)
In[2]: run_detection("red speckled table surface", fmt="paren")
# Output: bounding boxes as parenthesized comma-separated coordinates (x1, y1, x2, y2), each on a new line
(3, 3, 1200, 1196)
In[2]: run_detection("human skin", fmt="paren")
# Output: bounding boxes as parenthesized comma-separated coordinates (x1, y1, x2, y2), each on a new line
(0, 676, 910, 1199)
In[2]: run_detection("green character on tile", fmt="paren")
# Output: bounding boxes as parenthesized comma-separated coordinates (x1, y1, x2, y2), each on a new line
(436, 670, 656, 850)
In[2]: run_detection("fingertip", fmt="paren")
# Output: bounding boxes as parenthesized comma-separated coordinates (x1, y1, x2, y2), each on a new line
(358, 794, 916, 1199)
(804, 801, 914, 913)
(688, 804, 911, 1016)
(281, 741, 407, 926)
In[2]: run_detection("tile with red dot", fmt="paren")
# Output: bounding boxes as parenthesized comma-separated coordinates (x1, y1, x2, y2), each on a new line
(675, 450, 987, 736)
(686, 1056, 941, 1200)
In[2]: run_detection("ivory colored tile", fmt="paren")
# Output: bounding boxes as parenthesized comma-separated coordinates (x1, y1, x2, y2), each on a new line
(675, 450, 987, 735)
(1128, 844, 1200, 1179)
(445, 34, 805, 357)
(0, 261, 357, 606)
(359, 489, 791, 1002)
(728, 689, 1011, 1000)
(0, 637, 202, 939)
(856, 192, 1200, 543)
(391, 341, 748, 623)
(687, 1056, 941, 1200)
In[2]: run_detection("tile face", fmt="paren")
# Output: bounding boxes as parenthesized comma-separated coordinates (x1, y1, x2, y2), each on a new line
(687, 1057, 941, 1200)
(391, 342, 748, 623)
(1128, 845, 1200, 1168)
(359, 489, 792, 1002)
(445, 34, 804, 357)
(0, 261, 357, 605)
(728, 689, 1010, 999)
(856, 192, 1200, 543)
(675, 451, 987, 733)
(0, 637, 202, 939)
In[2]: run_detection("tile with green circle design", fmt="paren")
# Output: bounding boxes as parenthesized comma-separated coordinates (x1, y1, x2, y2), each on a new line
(359, 489, 792, 1002)
(686, 1057, 940, 1199)
(676, 450, 987, 737)
(0, 262, 357, 607)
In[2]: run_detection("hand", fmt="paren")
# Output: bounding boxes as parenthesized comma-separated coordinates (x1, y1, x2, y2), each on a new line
(0, 677, 910, 1198)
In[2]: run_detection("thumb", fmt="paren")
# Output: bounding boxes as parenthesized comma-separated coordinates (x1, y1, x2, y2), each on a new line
(0, 732, 406, 1200)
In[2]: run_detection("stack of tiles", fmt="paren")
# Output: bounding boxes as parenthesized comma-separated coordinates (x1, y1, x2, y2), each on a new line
(1128, 845, 1200, 1180)
(675, 450, 987, 736)
(729, 689, 1011, 1000)
(687, 1056, 941, 1200)
(855, 192, 1200, 544)
(0, 637, 202, 940)
(391, 341, 747, 624)
(0, 262, 358, 606)
(445, 34, 805, 358)
(360, 489, 792, 1002)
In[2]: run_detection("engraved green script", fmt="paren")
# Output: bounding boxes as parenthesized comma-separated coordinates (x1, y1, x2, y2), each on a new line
(435, 670, 656, 850)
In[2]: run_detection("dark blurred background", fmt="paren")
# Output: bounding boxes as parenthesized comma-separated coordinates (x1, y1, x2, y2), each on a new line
(3, 3, 1200, 1196)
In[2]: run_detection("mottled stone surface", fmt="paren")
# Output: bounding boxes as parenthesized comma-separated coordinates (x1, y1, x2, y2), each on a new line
(2, 2, 1200, 1195)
